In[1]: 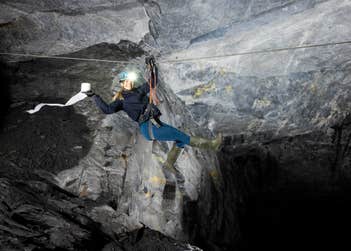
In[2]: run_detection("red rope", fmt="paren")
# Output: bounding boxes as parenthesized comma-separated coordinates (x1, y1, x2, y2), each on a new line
(152, 68, 160, 105)
(148, 77, 153, 104)
(148, 66, 160, 105)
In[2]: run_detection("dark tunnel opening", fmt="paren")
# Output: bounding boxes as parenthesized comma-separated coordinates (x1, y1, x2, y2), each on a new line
(0, 62, 12, 129)
(226, 140, 351, 250)
(202, 132, 351, 251)
(239, 189, 351, 250)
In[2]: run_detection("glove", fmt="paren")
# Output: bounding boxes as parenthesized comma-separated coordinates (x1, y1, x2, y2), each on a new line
(83, 90, 95, 97)
(145, 55, 155, 66)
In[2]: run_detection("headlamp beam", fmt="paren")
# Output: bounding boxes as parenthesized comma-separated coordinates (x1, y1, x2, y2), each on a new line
(127, 72, 137, 82)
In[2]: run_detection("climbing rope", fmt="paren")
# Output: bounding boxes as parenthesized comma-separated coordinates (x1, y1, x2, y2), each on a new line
(148, 72, 155, 104)
(148, 65, 160, 105)
(1, 40, 351, 64)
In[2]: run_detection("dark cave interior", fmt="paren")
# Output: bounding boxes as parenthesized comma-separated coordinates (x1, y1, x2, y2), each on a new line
(0, 62, 12, 129)
(240, 189, 351, 250)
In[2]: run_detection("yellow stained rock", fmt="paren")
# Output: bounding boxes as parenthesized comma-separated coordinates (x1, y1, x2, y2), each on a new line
(149, 176, 166, 185)
(253, 97, 271, 109)
(219, 68, 226, 76)
(194, 82, 216, 98)
(209, 170, 218, 178)
(225, 85, 233, 93)
(152, 153, 165, 164)
(310, 83, 317, 93)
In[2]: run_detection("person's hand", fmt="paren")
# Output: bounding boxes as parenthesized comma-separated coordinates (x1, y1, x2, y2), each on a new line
(83, 90, 95, 97)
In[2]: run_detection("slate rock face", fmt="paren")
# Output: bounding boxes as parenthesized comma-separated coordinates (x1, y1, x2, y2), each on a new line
(159, 0, 351, 135)
(1, 0, 351, 250)
(144, 0, 328, 51)
(0, 176, 200, 250)
(0, 0, 149, 55)
(0, 176, 109, 250)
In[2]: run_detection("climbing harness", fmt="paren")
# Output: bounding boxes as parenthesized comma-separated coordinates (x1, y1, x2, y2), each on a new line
(138, 102, 162, 140)
(146, 56, 162, 128)
(137, 55, 162, 140)
(146, 55, 160, 105)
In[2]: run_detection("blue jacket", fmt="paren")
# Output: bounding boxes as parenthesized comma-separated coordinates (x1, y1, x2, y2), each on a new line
(93, 82, 160, 122)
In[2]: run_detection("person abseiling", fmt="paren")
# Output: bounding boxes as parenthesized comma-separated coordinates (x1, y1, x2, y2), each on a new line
(84, 56, 222, 178)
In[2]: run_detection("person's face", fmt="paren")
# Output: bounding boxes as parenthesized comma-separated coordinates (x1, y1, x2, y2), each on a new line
(120, 79, 133, 90)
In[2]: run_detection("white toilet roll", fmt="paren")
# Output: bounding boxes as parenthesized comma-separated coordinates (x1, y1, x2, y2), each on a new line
(80, 83, 91, 92)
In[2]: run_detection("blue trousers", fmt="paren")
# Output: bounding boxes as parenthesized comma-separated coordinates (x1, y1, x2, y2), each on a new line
(139, 120, 190, 148)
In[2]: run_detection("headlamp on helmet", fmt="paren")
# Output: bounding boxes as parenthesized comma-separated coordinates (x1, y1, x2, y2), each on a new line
(118, 71, 137, 82)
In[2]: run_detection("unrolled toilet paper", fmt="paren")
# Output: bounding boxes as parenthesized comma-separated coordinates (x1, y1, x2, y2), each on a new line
(26, 83, 90, 114)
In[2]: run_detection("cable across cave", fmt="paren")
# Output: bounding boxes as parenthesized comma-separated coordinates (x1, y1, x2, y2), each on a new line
(1, 40, 351, 64)
(160, 40, 351, 63)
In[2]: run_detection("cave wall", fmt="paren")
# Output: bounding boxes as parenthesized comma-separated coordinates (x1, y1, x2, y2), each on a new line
(159, 0, 351, 135)
(1, 0, 351, 250)
(0, 0, 149, 55)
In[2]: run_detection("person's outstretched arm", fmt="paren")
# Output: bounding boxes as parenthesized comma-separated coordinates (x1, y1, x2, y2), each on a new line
(93, 95, 123, 114)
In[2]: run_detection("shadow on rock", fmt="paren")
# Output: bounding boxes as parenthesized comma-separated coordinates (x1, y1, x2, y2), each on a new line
(0, 176, 111, 250)
(0, 62, 12, 129)
(0, 103, 92, 180)
(193, 126, 351, 250)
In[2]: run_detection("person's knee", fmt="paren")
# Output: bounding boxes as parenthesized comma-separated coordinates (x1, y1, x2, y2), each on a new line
(139, 124, 152, 141)
(141, 132, 152, 141)
(176, 141, 186, 148)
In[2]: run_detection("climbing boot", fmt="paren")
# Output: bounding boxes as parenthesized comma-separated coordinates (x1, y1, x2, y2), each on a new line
(189, 133, 223, 151)
(162, 168, 177, 200)
(162, 144, 182, 200)
(163, 144, 182, 174)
